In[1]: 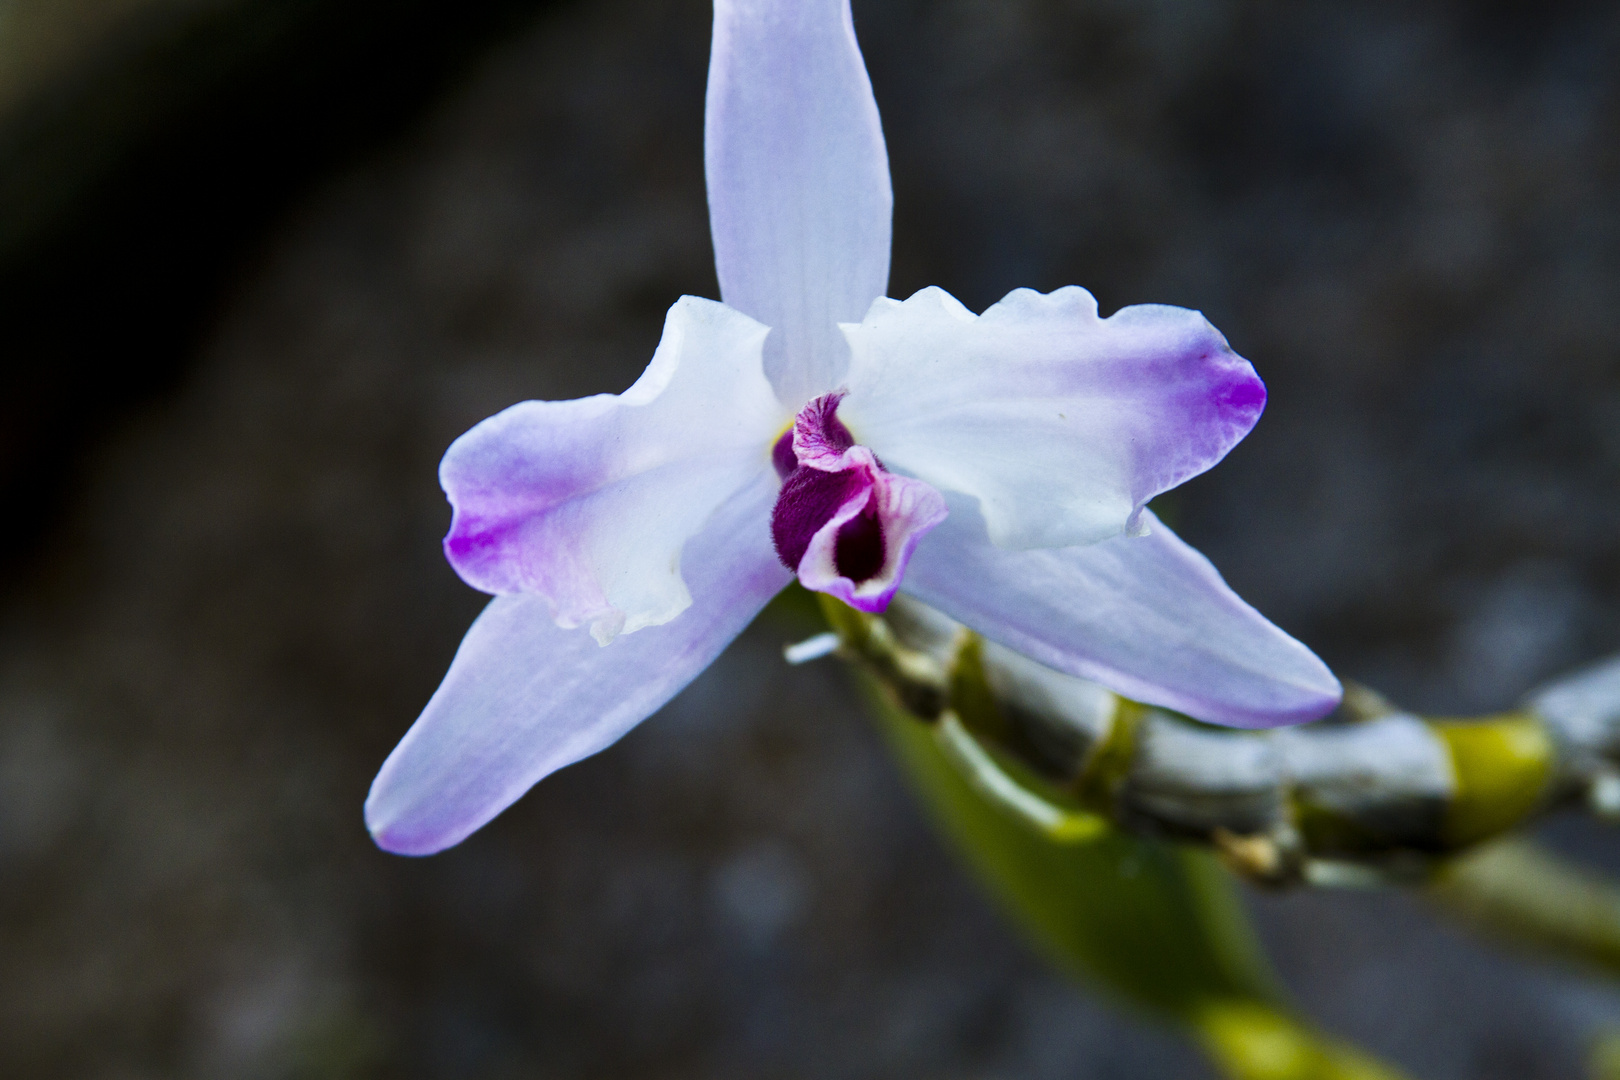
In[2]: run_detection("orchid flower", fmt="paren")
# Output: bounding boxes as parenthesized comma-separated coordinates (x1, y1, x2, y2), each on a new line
(365, 0, 1341, 856)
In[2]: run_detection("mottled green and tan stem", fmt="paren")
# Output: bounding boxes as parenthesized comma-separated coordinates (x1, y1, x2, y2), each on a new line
(808, 593, 1620, 1076)
(816, 594, 1620, 888)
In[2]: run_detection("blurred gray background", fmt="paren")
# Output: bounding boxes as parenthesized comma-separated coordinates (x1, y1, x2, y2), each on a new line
(2, 0, 1619, 1076)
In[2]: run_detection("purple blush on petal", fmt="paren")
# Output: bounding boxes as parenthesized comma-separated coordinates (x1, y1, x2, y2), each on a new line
(1219, 366, 1267, 416)
(443, 517, 523, 593)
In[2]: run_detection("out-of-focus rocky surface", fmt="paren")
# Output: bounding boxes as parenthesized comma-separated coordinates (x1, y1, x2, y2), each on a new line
(2, 0, 1619, 1076)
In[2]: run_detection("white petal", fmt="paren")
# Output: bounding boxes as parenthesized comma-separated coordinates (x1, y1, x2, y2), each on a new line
(839, 286, 1267, 550)
(901, 500, 1341, 728)
(367, 475, 791, 855)
(706, 0, 892, 408)
(441, 296, 785, 642)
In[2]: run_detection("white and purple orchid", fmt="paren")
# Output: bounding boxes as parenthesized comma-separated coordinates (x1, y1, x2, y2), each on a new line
(365, 0, 1341, 856)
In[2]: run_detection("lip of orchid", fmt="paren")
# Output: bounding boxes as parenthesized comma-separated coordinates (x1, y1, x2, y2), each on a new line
(769, 389, 949, 612)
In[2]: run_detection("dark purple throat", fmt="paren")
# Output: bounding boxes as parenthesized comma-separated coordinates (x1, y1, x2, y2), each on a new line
(771, 466, 888, 582)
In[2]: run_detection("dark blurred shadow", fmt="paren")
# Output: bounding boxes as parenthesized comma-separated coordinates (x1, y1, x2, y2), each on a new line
(0, 0, 558, 574)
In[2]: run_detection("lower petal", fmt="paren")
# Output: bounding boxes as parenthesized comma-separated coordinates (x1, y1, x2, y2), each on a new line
(900, 499, 1340, 728)
(366, 475, 791, 855)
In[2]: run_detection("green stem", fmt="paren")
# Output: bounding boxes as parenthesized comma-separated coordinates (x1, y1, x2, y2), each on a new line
(1429, 837, 1620, 977)
(1194, 1002, 1410, 1080)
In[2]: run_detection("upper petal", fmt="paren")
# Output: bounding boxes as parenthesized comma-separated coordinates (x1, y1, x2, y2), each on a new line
(901, 499, 1340, 728)
(706, 0, 892, 408)
(441, 296, 785, 643)
(838, 286, 1267, 550)
(367, 474, 791, 855)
